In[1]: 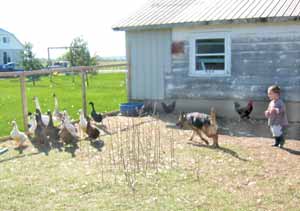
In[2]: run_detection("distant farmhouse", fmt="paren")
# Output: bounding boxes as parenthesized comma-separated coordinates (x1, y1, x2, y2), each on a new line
(113, 0, 300, 121)
(0, 28, 23, 65)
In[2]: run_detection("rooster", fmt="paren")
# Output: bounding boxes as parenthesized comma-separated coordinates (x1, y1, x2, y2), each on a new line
(234, 100, 253, 120)
(161, 101, 176, 114)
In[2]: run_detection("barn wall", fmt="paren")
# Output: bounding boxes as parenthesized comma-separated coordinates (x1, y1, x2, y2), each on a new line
(167, 22, 300, 103)
(126, 29, 171, 100)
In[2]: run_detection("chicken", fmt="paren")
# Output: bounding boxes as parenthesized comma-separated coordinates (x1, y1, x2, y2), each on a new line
(10, 121, 29, 148)
(161, 101, 176, 114)
(89, 102, 103, 123)
(139, 101, 157, 116)
(234, 100, 253, 120)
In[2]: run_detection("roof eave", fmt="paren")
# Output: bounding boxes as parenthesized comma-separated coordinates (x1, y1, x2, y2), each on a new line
(113, 16, 300, 31)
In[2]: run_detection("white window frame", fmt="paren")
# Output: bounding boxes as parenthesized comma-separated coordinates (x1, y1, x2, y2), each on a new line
(189, 33, 231, 77)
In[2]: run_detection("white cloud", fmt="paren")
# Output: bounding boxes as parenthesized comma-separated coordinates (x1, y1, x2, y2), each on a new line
(1, 0, 148, 58)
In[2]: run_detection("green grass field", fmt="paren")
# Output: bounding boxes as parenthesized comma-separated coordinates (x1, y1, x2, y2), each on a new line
(0, 72, 127, 137)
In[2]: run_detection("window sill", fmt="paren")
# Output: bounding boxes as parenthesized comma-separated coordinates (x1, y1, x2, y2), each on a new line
(188, 72, 231, 78)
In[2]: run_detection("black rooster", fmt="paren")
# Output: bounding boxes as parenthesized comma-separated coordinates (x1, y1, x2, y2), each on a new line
(161, 101, 176, 114)
(89, 102, 103, 123)
(234, 100, 253, 120)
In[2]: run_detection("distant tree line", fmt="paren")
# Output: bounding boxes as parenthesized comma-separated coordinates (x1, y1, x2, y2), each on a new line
(21, 37, 99, 71)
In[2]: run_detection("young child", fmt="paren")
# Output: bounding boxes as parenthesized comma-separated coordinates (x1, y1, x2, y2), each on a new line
(264, 85, 288, 148)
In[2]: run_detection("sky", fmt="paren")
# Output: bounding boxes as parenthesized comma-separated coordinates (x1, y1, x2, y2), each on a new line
(1, 0, 148, 59)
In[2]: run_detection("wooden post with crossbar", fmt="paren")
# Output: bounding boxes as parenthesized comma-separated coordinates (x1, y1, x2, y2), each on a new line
(20, 72, 28, 132)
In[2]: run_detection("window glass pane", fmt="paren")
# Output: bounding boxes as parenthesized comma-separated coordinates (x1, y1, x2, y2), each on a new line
(3, 52, 8, 64)
(196, 39, 224, 54)
(195, 55, 224, 71)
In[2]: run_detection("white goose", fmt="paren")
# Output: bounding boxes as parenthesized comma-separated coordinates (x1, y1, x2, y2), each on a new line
(28, 114, 37, 135)
(62, 111, 78, 138)
(33, 96, 49, 126)
(10, 121, 29, 147)
(78, 109, 87, 138)
(52, 94, 63, 123)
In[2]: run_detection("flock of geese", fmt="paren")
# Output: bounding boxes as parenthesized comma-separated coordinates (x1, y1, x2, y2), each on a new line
(10, 94, 104, 148)
(10, 96, 177, 149)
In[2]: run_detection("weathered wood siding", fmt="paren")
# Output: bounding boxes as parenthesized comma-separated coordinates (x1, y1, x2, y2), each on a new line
(126, 29, 171, 100)
(167, 22, 300, 102)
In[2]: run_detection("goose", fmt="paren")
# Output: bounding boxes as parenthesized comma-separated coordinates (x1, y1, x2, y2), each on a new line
(34, 109, 48, 144)
(52, 93, 63, 123)
(59, 112, 78, 144)
(33, 96, 49, 126)
(86, 117, 100, 140)
(45, 110, 60, 140)
(78, 109, 87, 138)
(62, 111, 78, 138)
(89, 102, 103, 123)
(10, 121, 29, 148)
(28, 113, 37, 135)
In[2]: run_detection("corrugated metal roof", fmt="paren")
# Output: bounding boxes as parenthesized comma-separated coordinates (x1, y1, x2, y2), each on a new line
(113, 0, 300, 30)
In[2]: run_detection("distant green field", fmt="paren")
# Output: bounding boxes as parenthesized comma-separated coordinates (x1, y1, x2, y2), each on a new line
(0, 72, 127, 137)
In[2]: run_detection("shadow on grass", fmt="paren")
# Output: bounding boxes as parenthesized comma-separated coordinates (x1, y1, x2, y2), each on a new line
(14, 145, 29, 154)
(0, 151, 40, 164)
(281, 147, 300, 156)
(49, 138, 64, 152)
(64, 142, 79, 158)
(187, 141, 249, 162)
(90, 139, 105, 151)
(30, 138, 51, 156)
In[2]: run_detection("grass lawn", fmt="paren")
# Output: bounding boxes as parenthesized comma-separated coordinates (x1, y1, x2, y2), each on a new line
(0, 72, 127, 137)
(0, 115, 299, 211)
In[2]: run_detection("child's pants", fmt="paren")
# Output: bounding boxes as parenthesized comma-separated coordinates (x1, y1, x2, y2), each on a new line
(270, 125, 285, 146)
(270, 125, 283, 137)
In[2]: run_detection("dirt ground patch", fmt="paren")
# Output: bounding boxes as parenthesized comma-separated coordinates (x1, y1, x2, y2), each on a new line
(1, 114, 300, 210)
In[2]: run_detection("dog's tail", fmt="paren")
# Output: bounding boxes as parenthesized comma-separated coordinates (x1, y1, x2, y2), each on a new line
(210, 107, 217, 126)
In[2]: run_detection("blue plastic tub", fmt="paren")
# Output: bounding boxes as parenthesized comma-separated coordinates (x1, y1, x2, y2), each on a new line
(120, 102, 144, 116)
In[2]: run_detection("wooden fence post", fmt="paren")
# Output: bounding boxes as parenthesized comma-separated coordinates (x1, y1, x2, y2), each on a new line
(81, 71, 87, 117)
(20, 72, 28, 132)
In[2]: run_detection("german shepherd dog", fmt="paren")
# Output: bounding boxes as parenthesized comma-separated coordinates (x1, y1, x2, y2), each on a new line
(176, 108, 219, 148)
